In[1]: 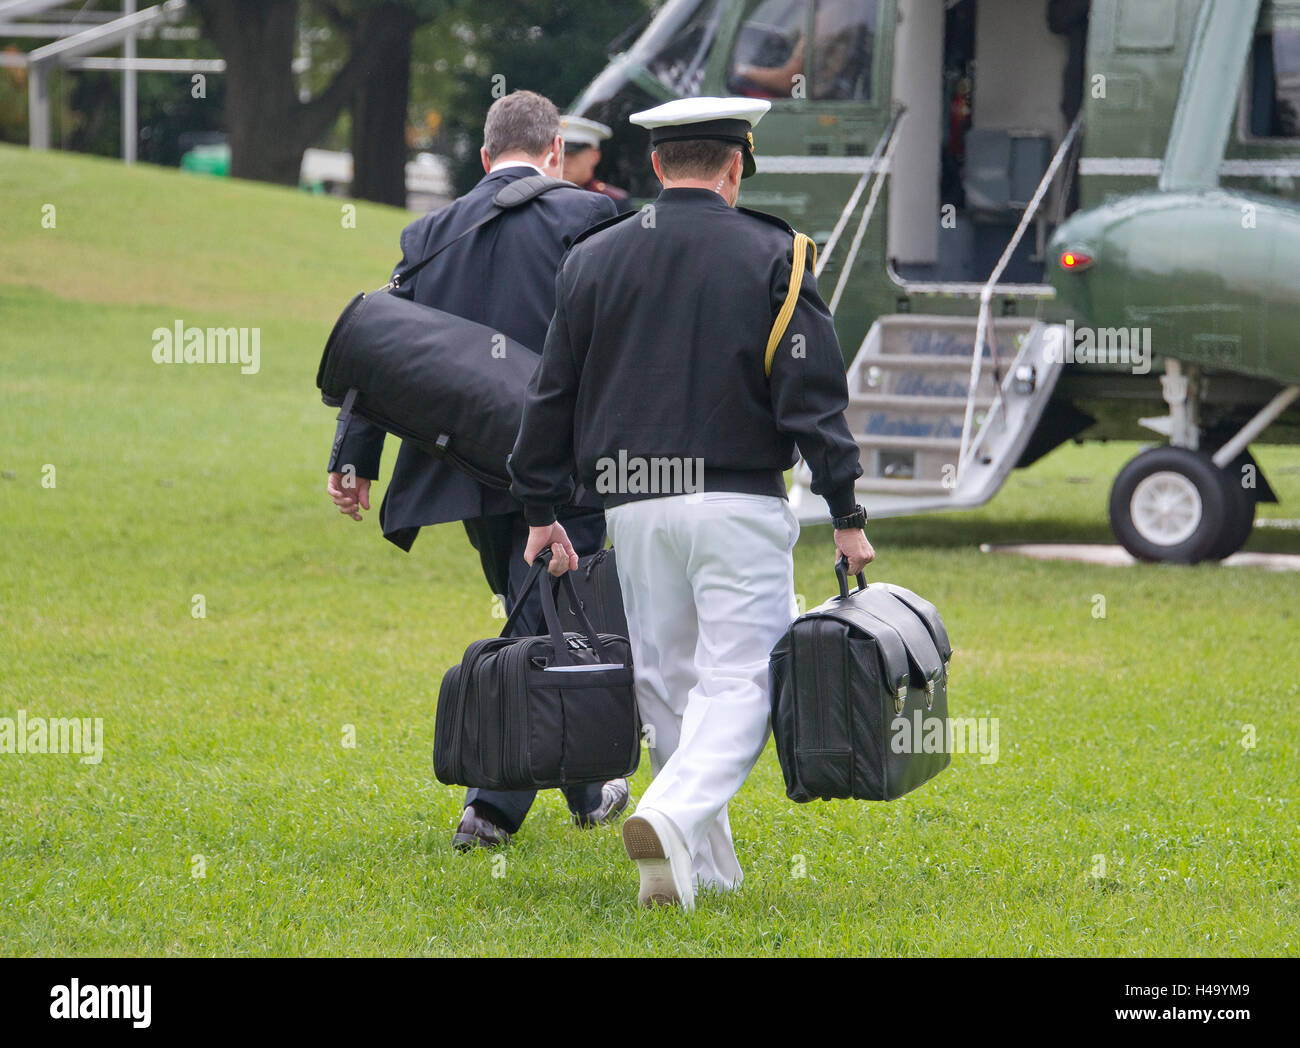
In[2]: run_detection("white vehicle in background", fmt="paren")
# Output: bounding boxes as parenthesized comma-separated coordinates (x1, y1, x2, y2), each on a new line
(299, 148, 453, 210)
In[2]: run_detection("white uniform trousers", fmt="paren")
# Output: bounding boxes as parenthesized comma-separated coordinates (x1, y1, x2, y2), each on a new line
(605, 492, 800, 890)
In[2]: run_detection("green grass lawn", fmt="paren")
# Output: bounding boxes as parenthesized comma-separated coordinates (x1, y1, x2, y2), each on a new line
(1, 145, 1297, 956)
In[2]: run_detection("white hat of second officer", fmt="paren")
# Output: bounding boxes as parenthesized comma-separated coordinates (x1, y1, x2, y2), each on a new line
(560, 115, 612, 150)
(630, 96, 771, 177)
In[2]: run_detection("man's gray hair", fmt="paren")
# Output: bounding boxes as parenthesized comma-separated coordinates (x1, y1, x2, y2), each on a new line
(483, 90, 561, 161)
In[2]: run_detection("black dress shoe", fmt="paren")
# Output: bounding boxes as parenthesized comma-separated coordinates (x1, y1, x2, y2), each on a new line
(452, 804, 511, 851)
(573, 779, 631, 829)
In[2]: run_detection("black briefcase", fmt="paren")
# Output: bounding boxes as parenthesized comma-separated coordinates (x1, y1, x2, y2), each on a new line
(769, 560, 953, 802)
(554, 547, 629, 640)
(433, 554, 641, 791)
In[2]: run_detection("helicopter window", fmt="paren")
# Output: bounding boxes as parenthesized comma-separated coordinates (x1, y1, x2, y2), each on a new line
(1248, 29, 1300, 138)
(728, 0, 877, 101)
(636, 0, 728, 97)
(811, 0, 877, 100)
(728, 0, 810, 97)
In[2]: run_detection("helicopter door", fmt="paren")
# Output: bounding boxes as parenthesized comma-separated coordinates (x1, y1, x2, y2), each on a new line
(887, 0, 1085, 289)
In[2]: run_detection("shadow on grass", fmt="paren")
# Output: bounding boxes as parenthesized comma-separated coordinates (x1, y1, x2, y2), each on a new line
(804, 517, 1116, 552)
(806, 515, 1300, 556)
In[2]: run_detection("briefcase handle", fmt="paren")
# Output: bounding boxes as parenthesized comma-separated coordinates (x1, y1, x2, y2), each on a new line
(835, 555, 867, 600)
(498, 550, 612, 666)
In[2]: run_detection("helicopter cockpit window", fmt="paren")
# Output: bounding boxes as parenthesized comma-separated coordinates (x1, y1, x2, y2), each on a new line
(728, 0, 877, 101)
(1248, 28, 1300, 138)
(632, 0, 727, 97)
(728, 0, 809, 97)
(812, 0, 877, 99)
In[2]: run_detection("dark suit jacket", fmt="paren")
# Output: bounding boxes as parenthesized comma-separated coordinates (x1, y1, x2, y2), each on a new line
(328, 166, 617, 550)
(509, 189, 862, 524)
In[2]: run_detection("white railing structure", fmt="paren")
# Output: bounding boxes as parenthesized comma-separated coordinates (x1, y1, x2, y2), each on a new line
(817, 106, 906, 310)
(0, 0, 76, 20)
(816, 106, 906, 279)
(956, 116, 1084, 477)
(26, 0, 188, 156)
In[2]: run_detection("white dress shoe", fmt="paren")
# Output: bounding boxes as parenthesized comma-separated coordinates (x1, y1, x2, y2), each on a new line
(622, 808, 696, 911)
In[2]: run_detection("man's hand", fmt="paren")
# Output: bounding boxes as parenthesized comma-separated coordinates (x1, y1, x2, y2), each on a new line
(834, 528, 875, 576)
(327, 472, 371, 521)
(525, 522, 579, 577)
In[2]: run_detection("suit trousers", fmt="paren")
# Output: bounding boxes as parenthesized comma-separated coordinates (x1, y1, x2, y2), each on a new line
(605, 492, 800, 890)
(460, 507, 607, 832)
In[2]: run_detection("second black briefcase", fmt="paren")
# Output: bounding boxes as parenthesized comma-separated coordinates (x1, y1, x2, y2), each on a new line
(769, 560, 953, 803)
(433, 553, 641, 792)
(554, 547, 629, 640)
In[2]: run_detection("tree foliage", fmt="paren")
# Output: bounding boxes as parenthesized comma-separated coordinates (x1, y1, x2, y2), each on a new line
(4, 0, 654, 204)
(191, 0, 426, 186)
(415, 0, 653, 196)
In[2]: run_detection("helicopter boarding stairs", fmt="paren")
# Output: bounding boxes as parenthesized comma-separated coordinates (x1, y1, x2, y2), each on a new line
(788, 315, 1066, 523)
(788, 114, 1081, 524)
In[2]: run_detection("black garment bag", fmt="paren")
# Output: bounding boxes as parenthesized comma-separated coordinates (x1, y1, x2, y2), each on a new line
(317, 176, 570, 489)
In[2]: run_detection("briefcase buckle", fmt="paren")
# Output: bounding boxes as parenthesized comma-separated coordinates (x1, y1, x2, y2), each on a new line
(894, 685, 907, 715)
(924, 677, 936, 710)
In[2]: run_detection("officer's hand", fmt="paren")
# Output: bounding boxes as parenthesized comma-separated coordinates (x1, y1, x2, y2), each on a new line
(834, 528, 875, 576)
(327, 472, 370, 521)
(526, 523, 579, 576)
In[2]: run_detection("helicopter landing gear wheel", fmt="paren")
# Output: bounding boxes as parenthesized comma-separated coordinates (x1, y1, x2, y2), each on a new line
(1206, 448, 1257, 561)
(1109, 446, 1229, 564)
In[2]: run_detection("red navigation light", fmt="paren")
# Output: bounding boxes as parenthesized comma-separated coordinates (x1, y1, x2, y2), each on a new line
(1060, 250, 1093, 271)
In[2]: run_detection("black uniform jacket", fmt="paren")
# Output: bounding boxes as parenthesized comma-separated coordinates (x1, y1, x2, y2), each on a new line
(327, 165, 617, 550)
(508, 186, 863, 526)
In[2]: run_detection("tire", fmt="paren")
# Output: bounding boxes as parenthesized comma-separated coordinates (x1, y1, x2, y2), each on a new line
(1206, 448, 1258, 560)
(1109, 447, 1228, 564)
(1201, 442, 1253, 561)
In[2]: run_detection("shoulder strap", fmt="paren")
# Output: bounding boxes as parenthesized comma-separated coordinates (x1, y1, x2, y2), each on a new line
(492, 173, 572, 207)
(736, 205, 794, 233)
(569, 206, 640, 248)
(764, 231, 817, 378)
(390, 176, 573, 291)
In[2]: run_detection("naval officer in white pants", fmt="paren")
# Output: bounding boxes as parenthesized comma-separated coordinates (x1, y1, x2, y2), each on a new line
(508, 97, 874, 910)
(605, 491, 803, 893)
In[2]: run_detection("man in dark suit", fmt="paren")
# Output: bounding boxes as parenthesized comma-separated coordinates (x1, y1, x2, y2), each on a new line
(325, 90, 629, 851)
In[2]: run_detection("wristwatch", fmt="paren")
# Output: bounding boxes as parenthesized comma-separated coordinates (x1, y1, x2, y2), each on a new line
(832, 503, 868, 531)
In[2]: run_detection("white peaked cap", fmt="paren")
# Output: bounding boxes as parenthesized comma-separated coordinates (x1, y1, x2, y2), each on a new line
(560, 115, 612, 149)
(630, 97, 772, 177)
(629, 96, 772, 131)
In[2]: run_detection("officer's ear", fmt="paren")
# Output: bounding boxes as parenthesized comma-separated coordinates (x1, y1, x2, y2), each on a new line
(480, 146, 492, 174)
(724, 149, 743, 205)
(650, 149, 665, 186)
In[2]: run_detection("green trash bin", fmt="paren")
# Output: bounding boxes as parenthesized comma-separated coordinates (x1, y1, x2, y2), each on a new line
(179, 144, 230, 177)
